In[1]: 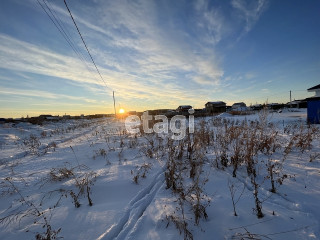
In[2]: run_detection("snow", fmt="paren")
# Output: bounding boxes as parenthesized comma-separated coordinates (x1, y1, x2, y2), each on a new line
(0, 109, 320, 240)
(218, 112, 233, 117)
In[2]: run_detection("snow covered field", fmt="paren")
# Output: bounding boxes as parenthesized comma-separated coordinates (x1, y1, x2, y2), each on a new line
(0, 109, 319, 240)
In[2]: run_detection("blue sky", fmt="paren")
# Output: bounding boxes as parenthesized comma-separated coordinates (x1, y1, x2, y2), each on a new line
(0, 0, 319, 117)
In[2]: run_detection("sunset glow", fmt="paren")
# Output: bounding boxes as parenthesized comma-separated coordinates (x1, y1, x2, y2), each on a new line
(0, 1, 319, 118)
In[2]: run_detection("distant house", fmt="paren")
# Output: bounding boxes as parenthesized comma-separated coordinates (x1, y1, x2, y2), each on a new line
(267, 103, 284, 110)
(176, 105, 192, 113)
(194, 108, 207, 117)
(205, 101, 226, 114)
(251, 104, 263, 111)
(232, 102, 247, 111)
(286, 99, 307, 109)
(307, 84, 320, 124)
(39, 114, 53, 119)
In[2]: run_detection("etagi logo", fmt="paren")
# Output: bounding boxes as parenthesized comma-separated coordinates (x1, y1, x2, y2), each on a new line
(125, 109, 195, 140)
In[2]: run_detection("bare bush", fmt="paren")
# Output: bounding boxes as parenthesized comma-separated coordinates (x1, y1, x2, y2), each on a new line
(41, 161, 96, 208)
(23, 134, 41, 155)
(131, 163, 152, 184)
(166, 213, 193, 240)
(0, 177, 62, 239)
(164, 128, 210, 237)
(93, 148, 110, 164)
(231, 227, 271, 240)
(49, 165, 75, 182)
(228, 179, 245, 216)
(251, 176, 264, 218)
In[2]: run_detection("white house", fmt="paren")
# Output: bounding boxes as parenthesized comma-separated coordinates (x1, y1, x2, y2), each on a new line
(232, 102, 247, 111)
(308, 84, 320, 97)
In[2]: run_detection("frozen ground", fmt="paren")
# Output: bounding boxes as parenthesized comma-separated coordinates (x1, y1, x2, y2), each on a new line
(0, 109, 319, 240)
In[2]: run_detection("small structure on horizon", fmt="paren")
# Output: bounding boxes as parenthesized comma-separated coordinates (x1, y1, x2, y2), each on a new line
(250, 104, 263, 111)
(286, 99, 307, 109)
(307, 84, 320, 124)
(205, 101, 226, 114)
(232, 102, 247, 111)
(267, 103, 284, 110)
(176, 105, 192, 113)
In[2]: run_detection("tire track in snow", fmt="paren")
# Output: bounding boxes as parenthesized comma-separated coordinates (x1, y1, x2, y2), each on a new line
(97, 168, 165, 240)
(54, 125, 100, 147)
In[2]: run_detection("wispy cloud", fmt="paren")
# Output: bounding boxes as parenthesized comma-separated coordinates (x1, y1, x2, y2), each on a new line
(0, 0, 272, 117)
(58, 0, 225, 86)
(0, 0, 227, 106)
(0, 86, 95, 103)
(194, 0, 227, 45)
(231, 0, 269, 37)
(0, 33, 210, 109)
(245, 72, 256, 80)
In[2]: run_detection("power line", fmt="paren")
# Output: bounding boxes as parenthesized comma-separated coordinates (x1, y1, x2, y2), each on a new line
(37, 0, 119, 115)
(37, 0, 99, 78)
(43, 0, 90, 65)
(37, 0, 113, 94)
(37, 0, 87, 68)
(44, 0, 94, 67)
(63, 0, 111, 91)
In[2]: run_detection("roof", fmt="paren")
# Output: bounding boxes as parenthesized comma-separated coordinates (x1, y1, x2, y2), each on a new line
(308, 84, 320, 91)
(306, 97, 320, 101)
(206, 101, 226, 105)
(287, 99, 307, 104)
(178, 105, 192, 108)
(232, 102, 246, 106)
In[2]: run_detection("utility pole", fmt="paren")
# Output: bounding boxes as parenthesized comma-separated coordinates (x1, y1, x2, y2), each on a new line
(290, 90, 292, 108)
(113, 91, 116, 118)
(290, 90, 292, 103)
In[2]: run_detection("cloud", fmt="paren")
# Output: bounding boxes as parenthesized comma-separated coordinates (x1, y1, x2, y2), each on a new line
(58, 0, 225, 86)
(2, 0, 257, 117)
(0, 35, 97, 85)
(0, 34, 204, 109)
(193, 76, 214, 85)
(0, 86, 95, 103)
(194, 0, 226, 45)
(231, 0, 269, 36)
(245, 72, 256, 80)
(0, 0, 226, 100)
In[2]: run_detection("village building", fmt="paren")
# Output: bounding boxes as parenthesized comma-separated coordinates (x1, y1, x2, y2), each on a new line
(205, 101, 226, 114)
(176, 105, 192, 113)
(231, 102, 247, 111)
(307, 84, 320, 124)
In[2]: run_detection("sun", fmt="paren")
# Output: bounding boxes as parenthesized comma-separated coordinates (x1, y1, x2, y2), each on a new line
(119, 108, 125, 114)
